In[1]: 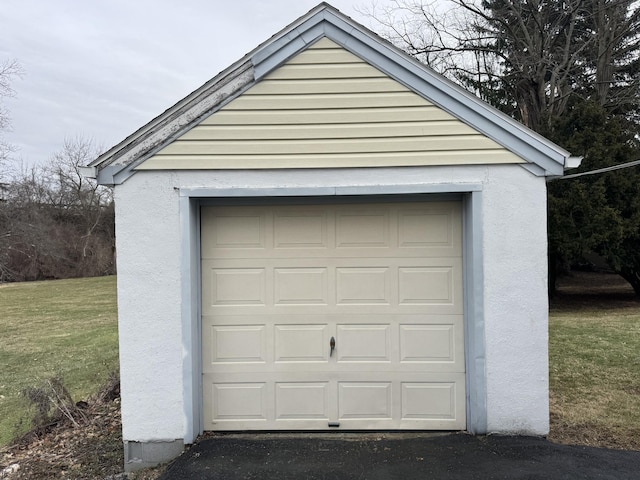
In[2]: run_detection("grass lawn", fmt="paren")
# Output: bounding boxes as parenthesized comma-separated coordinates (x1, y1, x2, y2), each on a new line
(549, 272, 640, 450)
(0, 276, 118, 446)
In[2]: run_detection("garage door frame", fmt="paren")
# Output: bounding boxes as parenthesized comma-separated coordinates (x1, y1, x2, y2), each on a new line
(178, 184, 486, 443)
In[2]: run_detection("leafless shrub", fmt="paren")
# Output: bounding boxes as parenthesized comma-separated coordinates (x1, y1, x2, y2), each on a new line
(18, 377, 89, 443)
(90, 371, 121, 404)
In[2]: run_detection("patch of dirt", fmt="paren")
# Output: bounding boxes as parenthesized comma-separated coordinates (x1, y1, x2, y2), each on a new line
(549, 411, 640, 451)
(551, 270, 639, 311)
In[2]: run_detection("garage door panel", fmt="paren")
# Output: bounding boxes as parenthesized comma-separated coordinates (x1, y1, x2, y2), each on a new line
(398, 266, 457, 305)
(336, 210, 390, 247)
(207, 267, 267, 306)
(338, 382, 392, 419)
(274, 267, 328, 305)
(203, 203, 461, 258)
(207, 325, 267, 364)
(336, 324, 391, 362)
(203, 373, 466, 429)
(273, 210, 329, 249)
(206, 302, 462, 317)
(201, 210, 267, 254)
(401, 382, 459, 420)
(397, 207, 461, 251)
(202, 202, 465, 431)
(203, 258, 463, 315)
(275, 382, 330, 420)
(210, 382, 267, 421)
(336, 267, 391, 305)
(274, 324, 329, 362)
(399, 324, 460, 364)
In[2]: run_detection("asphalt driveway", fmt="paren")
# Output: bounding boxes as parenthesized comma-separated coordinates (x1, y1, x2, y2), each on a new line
(157, 432, 640, 479)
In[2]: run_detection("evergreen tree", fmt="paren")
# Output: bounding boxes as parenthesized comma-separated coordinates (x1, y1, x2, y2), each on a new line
(546, 101, 640, 295)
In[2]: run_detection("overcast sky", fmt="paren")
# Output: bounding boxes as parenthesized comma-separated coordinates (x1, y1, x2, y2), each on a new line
(0, 0, 391, 168)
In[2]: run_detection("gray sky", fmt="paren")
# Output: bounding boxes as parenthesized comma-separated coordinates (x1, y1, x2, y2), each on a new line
(0, 0, 388, 168)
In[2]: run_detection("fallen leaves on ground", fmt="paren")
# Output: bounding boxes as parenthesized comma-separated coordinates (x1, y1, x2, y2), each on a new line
(0, 384, 163, 480)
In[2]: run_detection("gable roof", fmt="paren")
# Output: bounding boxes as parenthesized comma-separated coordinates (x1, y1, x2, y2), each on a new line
(86, 2, 578, 185)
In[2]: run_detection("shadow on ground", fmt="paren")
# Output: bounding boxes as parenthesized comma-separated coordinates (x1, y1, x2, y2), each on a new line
(158, 432, 640, 480)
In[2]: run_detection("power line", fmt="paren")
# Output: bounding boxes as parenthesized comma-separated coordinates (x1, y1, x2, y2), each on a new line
(550, 159, 640, 181)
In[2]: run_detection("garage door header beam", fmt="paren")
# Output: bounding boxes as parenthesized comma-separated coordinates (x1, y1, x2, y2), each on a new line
(178, 184, 483, 198)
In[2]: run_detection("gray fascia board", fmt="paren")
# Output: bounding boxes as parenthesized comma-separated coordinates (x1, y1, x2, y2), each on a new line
(103, 166, 139, 187)
(253, 24, 326, 80)
(111, 165, 136, 186)
(520, 163, 548, 177)
(251, 13, 325, 75)
(96, 165, 122, 186)
(121, 78, 258, 174)
(251, 4, 328, 65)
(93, 163, 141, 187)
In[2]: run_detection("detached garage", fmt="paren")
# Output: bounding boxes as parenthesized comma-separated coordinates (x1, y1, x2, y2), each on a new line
(84, 2, 579, 471)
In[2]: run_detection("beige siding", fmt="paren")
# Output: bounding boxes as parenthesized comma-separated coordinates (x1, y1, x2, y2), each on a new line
(137, 37, 524, 170)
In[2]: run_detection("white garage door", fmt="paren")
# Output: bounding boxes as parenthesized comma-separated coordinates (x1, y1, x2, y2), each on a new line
(201, 201, 465, 430)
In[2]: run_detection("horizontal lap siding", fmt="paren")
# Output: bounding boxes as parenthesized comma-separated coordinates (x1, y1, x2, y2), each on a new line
(137, 38, 523, 170)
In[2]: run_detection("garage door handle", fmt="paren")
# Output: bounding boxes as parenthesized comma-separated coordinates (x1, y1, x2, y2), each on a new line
(330, 337, 335, 357)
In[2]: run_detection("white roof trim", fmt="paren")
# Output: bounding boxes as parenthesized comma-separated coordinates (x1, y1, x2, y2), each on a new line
(90, 2, 572, 185)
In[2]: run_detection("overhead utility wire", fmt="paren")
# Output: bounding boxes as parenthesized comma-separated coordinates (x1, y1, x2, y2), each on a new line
(551, 159, 640, 181)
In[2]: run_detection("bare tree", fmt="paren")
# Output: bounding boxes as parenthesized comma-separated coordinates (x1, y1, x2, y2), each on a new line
(0, 137, 115, 282)
(46, 137, 113, 259)
(588, 0, 640, 113)
(0, 166, 61, 281)
(0, 59, 23, 168)
(360, 0, 640, 130)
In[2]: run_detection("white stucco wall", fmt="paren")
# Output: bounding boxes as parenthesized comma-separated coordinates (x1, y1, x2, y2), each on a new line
(115, 172, 185, 442)
(481, 167, 549, 435)
(114, 164, 549, 443)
